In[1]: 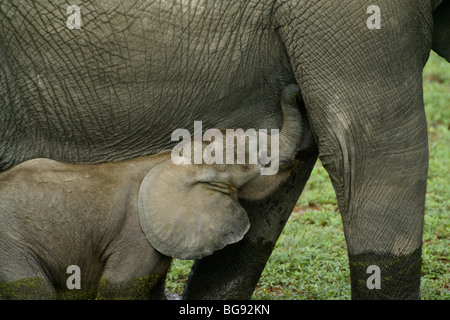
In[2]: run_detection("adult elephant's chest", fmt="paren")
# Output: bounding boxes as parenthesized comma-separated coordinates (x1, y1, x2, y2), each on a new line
(0, 1, 295, 165)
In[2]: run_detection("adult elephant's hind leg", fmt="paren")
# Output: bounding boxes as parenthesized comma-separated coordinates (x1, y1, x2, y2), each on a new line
(276, 0, 433, 300)
(183, 149, 318, 299)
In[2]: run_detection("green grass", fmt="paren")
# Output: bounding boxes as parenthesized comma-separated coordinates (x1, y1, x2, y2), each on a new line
(166, 51, 450, 300)
(420, 51, 450, 300)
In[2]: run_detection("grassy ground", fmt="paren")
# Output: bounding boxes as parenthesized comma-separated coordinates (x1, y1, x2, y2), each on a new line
(166, 51, 449, 300)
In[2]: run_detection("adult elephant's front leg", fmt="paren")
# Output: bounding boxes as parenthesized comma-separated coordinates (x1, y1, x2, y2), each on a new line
(277, 0, 434, 299)
(183, 150, 318, 299)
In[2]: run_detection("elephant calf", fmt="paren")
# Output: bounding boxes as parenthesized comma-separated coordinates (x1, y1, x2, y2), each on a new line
(0, 85, 308, 300)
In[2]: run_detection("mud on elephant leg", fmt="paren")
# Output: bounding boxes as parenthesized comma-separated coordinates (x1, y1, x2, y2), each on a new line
(349, 248, 422, 299)
(0, 254, 57, 299)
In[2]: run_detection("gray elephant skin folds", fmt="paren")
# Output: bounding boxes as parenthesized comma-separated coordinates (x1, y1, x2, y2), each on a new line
(0, 0, 449, 300)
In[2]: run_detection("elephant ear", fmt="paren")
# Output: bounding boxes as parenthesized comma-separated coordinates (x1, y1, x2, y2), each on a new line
(138, 160, 250, 260)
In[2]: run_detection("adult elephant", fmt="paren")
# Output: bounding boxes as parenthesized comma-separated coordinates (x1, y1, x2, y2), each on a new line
(0, 1, 448, 300)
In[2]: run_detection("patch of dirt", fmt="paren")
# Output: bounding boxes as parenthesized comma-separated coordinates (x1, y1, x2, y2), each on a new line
(425, 74, 444, 83)
(292, 202, 321, 214)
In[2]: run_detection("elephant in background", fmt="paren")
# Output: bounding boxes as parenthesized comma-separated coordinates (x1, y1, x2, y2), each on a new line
(0, 1, 448, 299)
(0, 85, 310, 299)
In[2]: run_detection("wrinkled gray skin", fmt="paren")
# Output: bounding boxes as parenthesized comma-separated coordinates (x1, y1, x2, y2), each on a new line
(0, 1, 449, 299)
(0, 85, 306, 300)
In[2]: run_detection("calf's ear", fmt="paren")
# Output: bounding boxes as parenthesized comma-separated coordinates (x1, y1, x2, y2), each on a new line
(138, 160, 250, 260)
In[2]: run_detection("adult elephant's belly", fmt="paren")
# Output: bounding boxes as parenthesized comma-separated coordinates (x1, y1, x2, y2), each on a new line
(0, 1, 296, 170)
